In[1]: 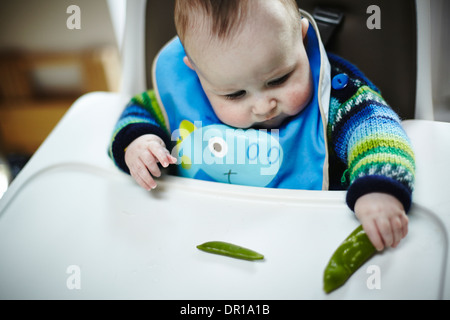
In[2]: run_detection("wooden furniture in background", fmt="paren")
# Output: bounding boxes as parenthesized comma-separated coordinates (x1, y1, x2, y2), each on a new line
(0, 48, 120, 155)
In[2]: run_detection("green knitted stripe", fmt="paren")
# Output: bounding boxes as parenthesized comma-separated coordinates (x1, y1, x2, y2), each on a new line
(351, 151, 415, 174)
(349, 145, 415, 173)
(131, 90, 169, 134)
(327, 97, 342, 138)
(348, 135, 415, 165)
(147, 90, 169, 133)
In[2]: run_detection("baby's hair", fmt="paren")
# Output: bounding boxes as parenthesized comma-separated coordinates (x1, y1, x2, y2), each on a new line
(174, 0, 301, 46)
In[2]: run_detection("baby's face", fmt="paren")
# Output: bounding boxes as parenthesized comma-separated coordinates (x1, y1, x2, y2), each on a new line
(185, 2, 313, 129)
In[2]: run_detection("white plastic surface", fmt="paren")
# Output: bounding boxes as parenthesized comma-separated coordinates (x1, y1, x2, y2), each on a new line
(415, 0, 435, 120)
(106, 0, 127, 50)
(0, 93, 449, 299)
(113, 0, 148, 95)
(0, 164, 447, 299)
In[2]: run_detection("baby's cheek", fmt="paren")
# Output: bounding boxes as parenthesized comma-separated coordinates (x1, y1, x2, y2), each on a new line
(285, 86, 312, 115)
(212, 102, 250, 128)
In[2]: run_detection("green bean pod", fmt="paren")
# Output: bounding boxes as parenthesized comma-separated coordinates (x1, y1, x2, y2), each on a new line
(323, 225, 377, 293)
(197, 241, 264, 261)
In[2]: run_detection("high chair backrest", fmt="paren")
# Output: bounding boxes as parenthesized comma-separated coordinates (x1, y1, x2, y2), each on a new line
(299, 0, 418, 120)
(108, 0, 433, 120)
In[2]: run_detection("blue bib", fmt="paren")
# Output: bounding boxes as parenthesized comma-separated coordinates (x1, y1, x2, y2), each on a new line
(153, 24, 327, 190)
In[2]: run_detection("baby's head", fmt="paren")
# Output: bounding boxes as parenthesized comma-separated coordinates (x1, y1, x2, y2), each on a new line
(175, 0, 313, 129)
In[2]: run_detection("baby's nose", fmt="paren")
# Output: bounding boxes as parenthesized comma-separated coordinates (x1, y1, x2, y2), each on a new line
(252, 97, 277, 116)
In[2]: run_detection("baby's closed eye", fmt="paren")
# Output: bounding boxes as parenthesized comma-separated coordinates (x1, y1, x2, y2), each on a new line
(225, 90, 246, 100)
(267, 72, 292, 87)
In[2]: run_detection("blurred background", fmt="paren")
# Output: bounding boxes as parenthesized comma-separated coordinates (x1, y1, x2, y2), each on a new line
(0, 0, 120, 197)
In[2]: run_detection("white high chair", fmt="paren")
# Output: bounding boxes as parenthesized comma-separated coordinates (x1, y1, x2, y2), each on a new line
(0, 0, 448, 300)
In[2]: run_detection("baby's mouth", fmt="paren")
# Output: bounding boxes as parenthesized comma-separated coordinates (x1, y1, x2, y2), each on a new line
(255, 113, 285, 129)
(260, 113, 283, 125)
(263, 109, 279, 121)
(265, 113, 278, 121)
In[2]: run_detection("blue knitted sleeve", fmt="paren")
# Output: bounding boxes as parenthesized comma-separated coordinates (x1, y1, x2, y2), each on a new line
(327, 53, 415, 212)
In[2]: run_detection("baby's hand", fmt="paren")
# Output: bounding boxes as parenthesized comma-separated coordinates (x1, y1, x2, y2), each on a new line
(354, 193, 408, 251)
(124, 134, 177, 190)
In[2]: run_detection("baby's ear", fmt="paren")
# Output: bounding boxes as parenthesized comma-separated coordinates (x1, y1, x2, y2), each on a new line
(183, 56, 194, 70)
(301, 17, 309, 40)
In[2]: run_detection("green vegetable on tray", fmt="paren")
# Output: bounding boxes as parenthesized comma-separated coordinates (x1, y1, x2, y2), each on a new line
(323, 225, 377, 293)
(197, 241, 264, 261)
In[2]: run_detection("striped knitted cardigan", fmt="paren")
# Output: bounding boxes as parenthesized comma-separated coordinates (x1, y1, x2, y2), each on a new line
(108, 53, 415, 212)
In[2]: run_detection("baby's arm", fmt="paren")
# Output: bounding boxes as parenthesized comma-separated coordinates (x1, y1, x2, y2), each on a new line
(125, 134, 177, 190)
(326, 54, 415, 251)
(354, 193, 408, 251)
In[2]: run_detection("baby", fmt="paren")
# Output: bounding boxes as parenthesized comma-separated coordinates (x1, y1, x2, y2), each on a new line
(109, 0, 415, 252)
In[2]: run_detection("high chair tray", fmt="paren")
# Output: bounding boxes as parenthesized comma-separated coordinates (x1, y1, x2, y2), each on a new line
(0, 165, 446, 299)
(0, 92, 448, 299)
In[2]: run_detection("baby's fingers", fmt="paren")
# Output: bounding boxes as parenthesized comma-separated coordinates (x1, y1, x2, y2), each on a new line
(150, 145, 177, 168)
(130, 158, 158, 190)
(390, 215, 409, 248)
(362, 221, 385, 252)
(141, 149, 162, 179)
(377, 218, 394, 249)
